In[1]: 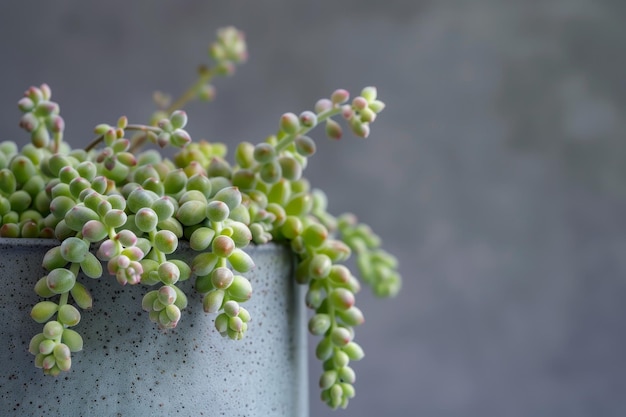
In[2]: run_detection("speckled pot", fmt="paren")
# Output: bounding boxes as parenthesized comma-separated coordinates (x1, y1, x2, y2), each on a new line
(0, 239, 308, 417)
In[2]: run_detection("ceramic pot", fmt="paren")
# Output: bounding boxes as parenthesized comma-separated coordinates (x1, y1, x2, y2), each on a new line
(0, 239, 308, 417)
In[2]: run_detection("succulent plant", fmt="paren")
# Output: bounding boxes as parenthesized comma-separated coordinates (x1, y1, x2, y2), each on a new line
(0, 26, 401, 410)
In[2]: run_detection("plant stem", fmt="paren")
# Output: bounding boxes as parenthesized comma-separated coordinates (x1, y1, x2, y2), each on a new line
(84, 124, 161, 152)
(53, 132, 62, 154)
(274, 107, 341, 153)
(165, 66, 213, 114)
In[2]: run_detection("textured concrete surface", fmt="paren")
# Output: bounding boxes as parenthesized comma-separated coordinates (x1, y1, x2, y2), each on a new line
(0, 240, 307, 417)
(2, 1, 626, 416)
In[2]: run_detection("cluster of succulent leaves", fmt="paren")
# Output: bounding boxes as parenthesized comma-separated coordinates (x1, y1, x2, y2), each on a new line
(0, 27, 401, 410)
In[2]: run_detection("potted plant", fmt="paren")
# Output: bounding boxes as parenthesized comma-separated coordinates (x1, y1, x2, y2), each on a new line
(0, 27, 401, 415)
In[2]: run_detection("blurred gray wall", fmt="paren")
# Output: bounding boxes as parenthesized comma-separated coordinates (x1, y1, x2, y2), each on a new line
(2, 1, 626, 416)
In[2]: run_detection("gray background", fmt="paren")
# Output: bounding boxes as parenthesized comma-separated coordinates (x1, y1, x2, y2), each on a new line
(2, 1, 626, 416)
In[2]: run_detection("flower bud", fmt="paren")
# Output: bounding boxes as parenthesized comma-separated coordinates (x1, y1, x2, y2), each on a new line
(163, 169, 187, 195)
(43, 320, 64, 339)
(230, 142, 255, 170)
(206, 200, 230, 223)
(211, 267, 234, 290)
(169, 110, 188, 130)
(227, 248, 255, 273)
(176, 200, 207, 226)
(126, 187, 157, 213)
(308, 314, 332, 336)
(0, 169, 16, 195)
(0, 196, 10, 215)
(197, 83, 216, 101)
(141, 290, 159, 312)
(319, 240, 352, 263)
(238, 307, 251, 323)
(352, 96, 368, 111)
(302, 223, 328, 248)
(319, 370, 338, 390)
(171, 129, 192, 148)
(338, 366, 356, 384)
(158, 261, 180, 285)
(368, 99, 385, 113)
(285, 193, 312, 217)
(214, 313, 229, 334)
(134, 207, 159, 232)
(331, 89, 350, 105)
(61, 328, 83, 352)
(228, 316, 244, 332)
(315, 98, 333, 113)
(18, 97, 35, 112)
(9, 190, 32, 212)
(191, 252, 219, 276)
(299, 111, 318, 128)
(330, 327, 352, 347)
(46, 268, 76, 294)
(227, 275, 252, 302)
(58, 304, 81, 327)
(79, 252, 103, 279)
(214, 186, 242, 211)
(329, 384, 344, 407)
(103, 209, 127, 229)
(342, 341, 364, 361)
(337, 306, 364, 326)
(279, 112, 300, 134)
(252, 143, 276, 164)
(194, 273, 212, 294)
(259, 160, 282, 184)
(228, 221, 252, 247)
(189, 227, 216, 251)
(165, 304, 181, 324)
(223, 300, 240, 318)
(49, 196, 75, 220)
(325, 119, 343, 140)
(0, 223, 19, 238)
(212, 235, 235, 258)
(278, 156, 302, 181)
(203, 289, 226, 313)
(309, 254, 332, 279)
(157, 218, 184, 238)
(328, 288, 355, 310)
(31, 301, 59, 323)
(35, 277, 55, 298)
(65, 205, 100, 234)
(153, 229, 179, 254)
(39, 339, 56, 355)
(70, 282, 93, 309)
(29, 333, 46, 355)
(151, 197, 176, 221)
(42, 355, 58, 373)
(32, 125, 51, 148)
(60, 237, 88, 263)
(359, 107, 376, 124)
(350, 119, 370, 138)
(157, 285, 177, 306)
(294, 135, 316, 157)
(315, 337, 333, 361)
(207, 156, 232, 178)
(167, 284, 188, 310)
(186, 174, 212, 200)
(53, 343, 71, 364)
(360, 86, 377, 102)
(42, 246, 68, 271)
(57, 165, 78, 185)
(20, 220, 39, 238)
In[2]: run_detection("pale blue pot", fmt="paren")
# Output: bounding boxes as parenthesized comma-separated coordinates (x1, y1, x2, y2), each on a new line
(0, 239, 308, 417)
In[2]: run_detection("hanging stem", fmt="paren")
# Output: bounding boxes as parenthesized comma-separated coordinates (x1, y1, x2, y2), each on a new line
(166, 65, 214, 115)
